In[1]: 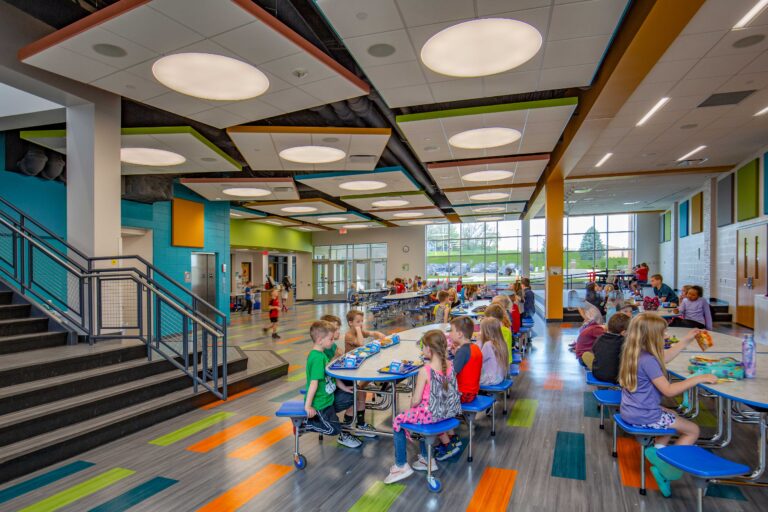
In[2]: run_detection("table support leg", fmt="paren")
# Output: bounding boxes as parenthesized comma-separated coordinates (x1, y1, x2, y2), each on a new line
(352, 381, 358, 429)
(714, 412, 767, 484)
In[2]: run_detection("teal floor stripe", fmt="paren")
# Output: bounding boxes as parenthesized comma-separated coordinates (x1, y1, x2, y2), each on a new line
(87, 477, 178, 512)
(269, 386, 305, 403)
(0, 461, 95, 504)
(583, 391, 601, 418)
(551, 431, 586, 480)
(706, 484, 747, 501)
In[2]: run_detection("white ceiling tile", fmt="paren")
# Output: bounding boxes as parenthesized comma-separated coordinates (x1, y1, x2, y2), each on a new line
(686, 52, 761, 80)
(626, 80, 676, 103)
(342, 30, 418, 67)
(91, 70, 168, 101)
(538, 63, 596, 89)
(718, 70, 768, 92)
(299, 76, 367, 104)
(707, 27, 768, 58)
(150, 0, 252, 37)
(25, 47, 118, 83)
(315, 0, 404, 38)
(659, 31, 725, 62)
(548, 0, 628, 41)
(143, 91, 212, 116)
(542, 35, 612, 68)
(669, 76, 729, 98)
(60, 27, 157, 68)
(395, 0, 476, 27)
(104, 4, 202, 53)
(364, 61, 426, 89)
(494, 7, 553, 40)
(643, 59, 698, 83)
(221, 98, 282, 122)
(213, 21, 301, 64)
(260, 87, 322, 112)
(380, 84, 436, 108)
(483, 71, 540, 97)
(682, 0, 758, 34)
(188, 108, 249, 129)
(478, 0, 551, 16)
(429, 79, 485, 103)
(260, 52, 337, 86)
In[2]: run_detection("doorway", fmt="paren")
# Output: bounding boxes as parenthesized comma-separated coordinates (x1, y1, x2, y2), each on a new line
(736, 224, 767, 328)
(313, 260, 348, 301)
(191, 253, 217, 319)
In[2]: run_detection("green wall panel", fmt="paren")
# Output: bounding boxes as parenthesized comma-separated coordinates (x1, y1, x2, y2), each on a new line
(736, 159, 759, 222)
(664, 211, 671, 242)
(230, 220, 312, 253)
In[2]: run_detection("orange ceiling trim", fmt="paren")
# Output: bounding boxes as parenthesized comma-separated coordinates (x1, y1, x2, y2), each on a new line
(445, 213, 462, 223)
(443, 183, 537, 193)
(180, 177, 293, 184)
(566, 166, 733, 181)
(227, 126, 390, 135)
(427, 153, 550, 169)
(18, 0, 150, 60)
(524, 0, 706, 219)
(230, 0, 370, 94)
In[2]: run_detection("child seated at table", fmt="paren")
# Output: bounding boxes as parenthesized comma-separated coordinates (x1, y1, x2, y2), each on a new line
(492, 294, 520, 334)
(433, 291, 451, 323)
(650, 274, 679, 307)
(385, 329, 461, 484)
(604, 284, 625, 322)
(672, 285, 712, 330)
(476, 317, 509, 386)
(618, 314, 717, 497)
(574, 318, 605, 367)
(485, 303, 514, 360)
(590, 312, 631, 382)
(303, 320, 362, 449)
(520, 278, 535, 319)
(344, 310, 385, 353)
(630, 262, 649, 293)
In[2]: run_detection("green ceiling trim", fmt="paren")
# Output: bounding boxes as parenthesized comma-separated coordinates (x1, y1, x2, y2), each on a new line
(20, 129, 66, 141)
(395, 97, 578, 123)
(230, 219, 312, 252)
(340, 190, 429, 200)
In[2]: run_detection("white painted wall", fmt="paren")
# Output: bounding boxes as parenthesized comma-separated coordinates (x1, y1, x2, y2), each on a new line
(296, 252, 313, 300)
(659, 206, 677, 288)
(634, 213, 660, 273)
(677, 179, 715, 297)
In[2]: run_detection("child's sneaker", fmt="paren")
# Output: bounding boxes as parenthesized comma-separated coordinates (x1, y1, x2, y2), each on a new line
(434, 443, 459, 461)
(356, 422, 378, 438)
(337, 432, 362, 448)
(450, 435, 462, 448)
(411, 455, 438, 472)
(384, 463, 413, 484)
(272, 333, 280, 339)
(262, 327, 269, 334)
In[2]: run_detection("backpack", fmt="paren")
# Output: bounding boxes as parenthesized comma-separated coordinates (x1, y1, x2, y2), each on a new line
(427, 366, 462, 419)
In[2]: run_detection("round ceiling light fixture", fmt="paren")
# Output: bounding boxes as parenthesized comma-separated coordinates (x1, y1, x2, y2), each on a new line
(222, 187, 272, 198)
(152, 53, 270, 100)
(476, 216, 504, 221)
(408, 220, 433, 225)
(473, 206, 505, 213)
(420, 18, 542, 77)
(342, 224, 368, 229)
(317, 216, 348, 222)
(449, 127, 521, 150)
(120, 148, 186, 166)
(469, 192, 508, 201)
(463, 169, 513, 182)
(279, 146, 346, 164)
(372, 199, 409, 208)
(280, 206, 318, 213)
(393, 212, 424, 218)
(338, 180, 387, 191)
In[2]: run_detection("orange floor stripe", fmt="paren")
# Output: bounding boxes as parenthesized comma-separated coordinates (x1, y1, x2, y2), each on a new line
(200, 387, 259, 410)
(196, 463, 292, 512)
(520, 360, 530, 372)
(287, 365, 302, 372)
(466, 467, 517, 511)
(276, 336, 304, 345)
(228, 422, 294, 460)
(186, 416, 269, 453)
(543, 374, 563, 390)
(616, 437, 658, 490)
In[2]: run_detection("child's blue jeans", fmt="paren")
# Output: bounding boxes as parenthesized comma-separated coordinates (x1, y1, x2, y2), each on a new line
(394, 428, 427, 466)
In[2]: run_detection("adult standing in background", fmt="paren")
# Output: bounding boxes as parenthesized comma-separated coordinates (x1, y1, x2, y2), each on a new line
(281, 275, 292, 312)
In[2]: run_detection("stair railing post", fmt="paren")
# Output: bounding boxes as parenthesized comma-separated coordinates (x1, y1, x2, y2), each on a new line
(192, 317, 198, 393)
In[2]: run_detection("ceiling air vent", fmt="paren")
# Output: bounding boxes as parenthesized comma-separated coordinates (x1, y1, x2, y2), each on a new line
(698, 90, 755, 107)
(676, 158, 708, 167)
(348, 154, 377, 164)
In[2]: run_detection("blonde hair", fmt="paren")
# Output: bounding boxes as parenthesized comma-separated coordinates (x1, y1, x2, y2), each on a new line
(480, 317, 509, 371)
(618, 313, 668, 392)
(421, 329, 450, 390)
(485, 303, 511, 329)
(493, 294, 512, 313)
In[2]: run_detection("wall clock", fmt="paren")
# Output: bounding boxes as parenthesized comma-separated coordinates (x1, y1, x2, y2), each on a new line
(402, 245, 410, 253)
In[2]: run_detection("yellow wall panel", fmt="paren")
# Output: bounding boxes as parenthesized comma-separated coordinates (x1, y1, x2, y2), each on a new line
(172, 198, 204, 248)
(690, 192, 703, 234)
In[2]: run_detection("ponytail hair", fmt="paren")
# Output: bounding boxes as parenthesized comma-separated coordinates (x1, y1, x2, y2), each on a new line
(421, 329, 449, 390)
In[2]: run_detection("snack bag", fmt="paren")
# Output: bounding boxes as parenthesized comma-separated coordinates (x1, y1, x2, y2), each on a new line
(695, 331, 713, 351)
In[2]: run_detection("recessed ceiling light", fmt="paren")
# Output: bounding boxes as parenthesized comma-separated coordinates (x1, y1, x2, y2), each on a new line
(734, 34, 766, 47)
(420, 18, 542, 77)
(473, 206, 505, 213)
(408, 220, 433, 225)
(367, 43, 396, 57)
(339, 180, 386, 191)
(573, 188, 592, 194)
(152, 53, 270, 100)
(470, 192, 508, 201)
(120, 148, 185, 166)
(476, 216, 504, 221)
(623, 201, 640, 205)
(222, 187, 271, 198)
(342, 224, 368, 229)
(677, 145, 706, 161)
(733, 0, 768, 29)
(463, 170, 513, 182)
(393, 212, 424, 218)
(595, 153, 613, 168)
(281, 206, 318, 213)
(265, 220, 284, 225)
(92, 43, 127, 58)
(279, 146, 346, 164)
(754, 105, 768, 116)
(448, 128, 521, 149)
(295, 227, 311, 231)
(371, 199, 409, 208)
(318, 216, 348, 222)
(636, 97, 670, 126)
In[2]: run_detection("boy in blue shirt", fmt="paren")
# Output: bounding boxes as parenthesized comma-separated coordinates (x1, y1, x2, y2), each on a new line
(243, 281, 253, 315)
(521, 277, 535, 319)
(650, 274, 679, 306)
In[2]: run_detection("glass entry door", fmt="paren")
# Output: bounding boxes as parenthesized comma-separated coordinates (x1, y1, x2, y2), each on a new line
(313, 261, 348, 301)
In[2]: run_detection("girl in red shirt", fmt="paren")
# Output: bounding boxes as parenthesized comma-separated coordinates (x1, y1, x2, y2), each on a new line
(262, 289, 280, 339)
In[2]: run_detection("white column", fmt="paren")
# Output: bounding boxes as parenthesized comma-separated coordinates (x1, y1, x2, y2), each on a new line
(521, 219, 531, 278)
(66, 97, 122, 257)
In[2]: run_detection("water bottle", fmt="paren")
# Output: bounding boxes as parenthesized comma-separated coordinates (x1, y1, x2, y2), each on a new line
(742, 334, 756, 379)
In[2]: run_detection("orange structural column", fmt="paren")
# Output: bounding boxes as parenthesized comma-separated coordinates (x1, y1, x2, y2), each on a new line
(545, 177, 564, 321)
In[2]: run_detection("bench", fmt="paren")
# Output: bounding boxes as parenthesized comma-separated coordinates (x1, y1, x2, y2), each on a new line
(479, 379, 514, 415)
(586, 371, 617, 388)
(400, 418, 461, 492)
(275, 401, 309, 469)
(656, 446, 749, 511)
(612, 413, 676, 495)
(511, 351, 523, 364)
(508, 363, 520, 377)
(593, 389, 621, 430)
(461, 395, 496, 462)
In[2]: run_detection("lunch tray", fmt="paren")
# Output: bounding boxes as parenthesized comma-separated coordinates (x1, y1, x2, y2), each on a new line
(378, 361, 424, 375)
(329, 357, 365, 370)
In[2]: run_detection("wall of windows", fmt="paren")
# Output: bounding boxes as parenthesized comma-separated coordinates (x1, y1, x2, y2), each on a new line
(563, 214, 634, 275)
(313, 243, 387, 300)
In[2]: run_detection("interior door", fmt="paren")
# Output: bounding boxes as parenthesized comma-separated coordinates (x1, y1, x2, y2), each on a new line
(354, 261, 369, 291)
(314, 262, 329, 299)
(191, 253, 217, 320)
(737, 225, 767, 327)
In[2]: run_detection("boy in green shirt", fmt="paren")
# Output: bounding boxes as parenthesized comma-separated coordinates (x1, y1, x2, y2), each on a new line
(304, 320, 362, 448)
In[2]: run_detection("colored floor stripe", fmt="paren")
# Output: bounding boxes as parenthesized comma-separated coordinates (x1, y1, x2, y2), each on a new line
(149, 412, 235, 446)
(200, 388, 259, 410)
(0, 461, 95, 505)
(583, 391, 601, 419)
(287, 372, 306, 383)
(196, 464, 291, 512)
(287, 364, 302, 372)
(466, 467, 517, 512)
(276, 336, 304, 345)
(87, 477, 177, 512)
(706, 484, 747, 501)
(543, 374, 563, 390)
(551, 431, 586, 480)
(269, 386, 304, 403)
(187, 416, 270, 453)
(239, 341, 262, 349)
(616, 437, 658, 490)
(19, 468, 135, 512)
(228, 423, 294, 460)
(276, 348, 292, 355)
(506, 399, 537, 428)
(348, 481, 405, 512)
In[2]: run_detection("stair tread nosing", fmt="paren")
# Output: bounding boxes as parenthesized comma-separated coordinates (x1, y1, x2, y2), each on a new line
(0, 368, 254, 464)
(0, 340, 145, 370)
(0, 331, 66, 343)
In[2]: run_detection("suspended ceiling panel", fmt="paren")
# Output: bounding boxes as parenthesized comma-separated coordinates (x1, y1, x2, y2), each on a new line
(315, 0, 628, 108)
(341, 191, 435, 211)
(371, 206, 444, 221)
(290, 224, 331, 232)
(227, 126, 390, 171)
(290, 211, 371, 225)
(179, 177, 298, 201)
(397, 98, 577, 162)
(295, 167, 421, 196)
(22, 127, 241, 175)
(18, 0, 369, 129)
(230, 207, 265, 219)
(250, 216, 303, 227)
(244, 198, 346, 216)
(390, 219, 450, 227)
(326, 220, 386, 229)
(427, 155, 548, 189)
(570, 0, 768, 178)
(459, 213, 521, 223)
(445, 186, 536, 206)
(452, 202, 526, 216)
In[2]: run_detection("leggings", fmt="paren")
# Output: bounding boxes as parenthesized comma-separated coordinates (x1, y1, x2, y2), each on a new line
(393, 428, 427, 466)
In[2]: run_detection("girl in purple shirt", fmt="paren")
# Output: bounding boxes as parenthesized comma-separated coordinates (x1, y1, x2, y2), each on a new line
(619, 313, 717, 497)
(675, 285, 712, 330)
